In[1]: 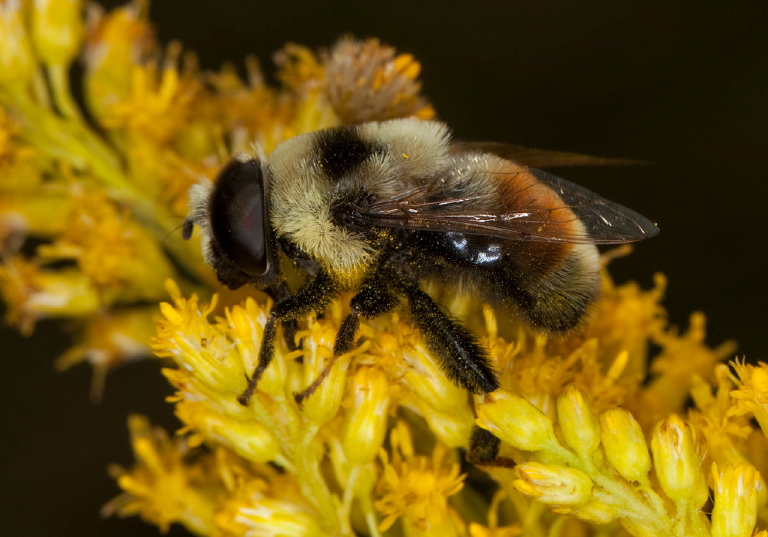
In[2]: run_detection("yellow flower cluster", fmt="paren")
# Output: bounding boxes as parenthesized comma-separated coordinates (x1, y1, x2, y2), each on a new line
(1, 1, 766, 536)
(102, 272, 767, 537)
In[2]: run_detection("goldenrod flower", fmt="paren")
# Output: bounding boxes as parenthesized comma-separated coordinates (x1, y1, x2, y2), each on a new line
(0, 108, 39, 192)
(56, 306, 156, 401)
(325, 38, 435, 124)
(1, 3, 765, 537)
(731, 360, 768, 437)
(101, 415, 219, 535)
(296, 319, 354, 426)
(215, 478, 324, 537)
(342, 366, 391, 465)
(37, 186, 174, 300)
(689, 365, 754, 470)
(646, 312, 738, 413)
(375, 421, 465, 536)
(0, 256, 101, 333)
(383, 313, 476, 448)
(83, 0, 155, 120)
(467, 491, 521, 537)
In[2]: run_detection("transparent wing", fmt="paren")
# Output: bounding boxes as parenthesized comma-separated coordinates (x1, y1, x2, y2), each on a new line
(359, 166, 659, 245)
(451, 141, 646, 168)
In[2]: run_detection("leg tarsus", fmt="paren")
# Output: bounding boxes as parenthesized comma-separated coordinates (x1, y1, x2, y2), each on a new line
(466, 426, 517, 467)
(238, 315, 278, 406)
(467, 425, 501, 464)
(293, 352, 342, 408)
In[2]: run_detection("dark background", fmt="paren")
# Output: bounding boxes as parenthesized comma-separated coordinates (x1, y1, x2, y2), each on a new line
(2, 1, 767, 535)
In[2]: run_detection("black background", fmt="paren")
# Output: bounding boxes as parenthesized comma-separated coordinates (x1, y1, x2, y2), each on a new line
(2, 1, 767, 535)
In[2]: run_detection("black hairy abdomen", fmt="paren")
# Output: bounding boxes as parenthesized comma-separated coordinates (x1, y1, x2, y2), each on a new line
(398, 230, 598, 333)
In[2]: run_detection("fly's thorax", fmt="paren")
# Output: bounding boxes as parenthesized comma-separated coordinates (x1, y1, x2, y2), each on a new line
(268, 119, 452, 286)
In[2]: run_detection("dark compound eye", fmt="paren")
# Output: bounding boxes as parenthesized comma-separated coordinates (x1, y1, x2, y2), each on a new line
(208, 158, 273, 277)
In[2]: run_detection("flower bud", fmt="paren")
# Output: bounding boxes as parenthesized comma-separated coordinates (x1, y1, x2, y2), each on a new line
(476, 389, 557, 452)
(342, 367, 390, 465)
(83, 2, 154, 119)
(0, 0, 37, 84)
(0, 257, 101, 333)
(175, 400, 278, 463)
(230, 300, 285, 397)
(400, 339, 470, 417)
(650, 415, 704, 502)
(299, 321, 350, 426)
(31, 0, 84, 65)
(513, 462, 593, 506)
(568, 499, 618, 525)
(216, 482, 324, 537)
(398, 337, 474, 448)
(557, 385, 601, 460)
(711, 462, 761, 537)
(599, 408, 651, 482)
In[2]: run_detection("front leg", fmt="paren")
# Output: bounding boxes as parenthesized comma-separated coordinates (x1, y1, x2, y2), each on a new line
(238, 271, 338, 406)
(264, 281, 299, 351)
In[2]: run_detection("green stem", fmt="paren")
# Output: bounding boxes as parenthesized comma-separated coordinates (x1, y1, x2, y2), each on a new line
(580, 456, 668, 534)
(46, 63, 83, 121)
(297, 425, 343, 535)
(339, 465, 359, 536)
(556, 444, 667, 528)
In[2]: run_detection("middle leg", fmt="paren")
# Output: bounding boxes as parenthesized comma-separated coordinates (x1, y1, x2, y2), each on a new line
(293, 277, 399, 405)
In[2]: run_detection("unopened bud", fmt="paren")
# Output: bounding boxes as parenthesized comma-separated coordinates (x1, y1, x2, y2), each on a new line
(599, 408, 651, 482)
(650, 415, 704, 502)
(0, 1, 37, 83)
(300, 321, 350, 426)
(342, 367, 390, 464)
(513, 462, 593, 506)
(175, 400, 278, 463)
(31, 0, 84, 65)
(557, 386, 600, 460)
(711, 462, 761, 537)
(476, 389, 557, 452)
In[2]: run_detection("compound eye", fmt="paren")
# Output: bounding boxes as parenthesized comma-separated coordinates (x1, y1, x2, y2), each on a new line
(208, 158, 273, 277)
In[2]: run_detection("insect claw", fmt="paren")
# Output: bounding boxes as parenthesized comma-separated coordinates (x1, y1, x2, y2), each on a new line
(292, 391, 306, 409)
(237, 391, 251, 407)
